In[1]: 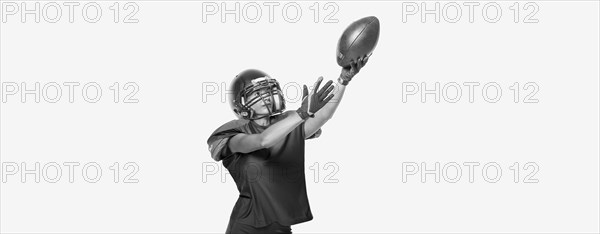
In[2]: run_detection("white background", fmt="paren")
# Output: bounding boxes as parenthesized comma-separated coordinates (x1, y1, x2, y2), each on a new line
(1, 1, 599, 233)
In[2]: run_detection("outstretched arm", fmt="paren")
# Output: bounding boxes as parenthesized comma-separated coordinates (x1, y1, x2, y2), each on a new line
(304, 56, 369, 138)
(229, 113, 304, 153)
(229, 77, 336, 154)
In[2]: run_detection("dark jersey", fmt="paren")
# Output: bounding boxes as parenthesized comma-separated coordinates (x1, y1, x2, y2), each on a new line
(206, 111, 321, 228)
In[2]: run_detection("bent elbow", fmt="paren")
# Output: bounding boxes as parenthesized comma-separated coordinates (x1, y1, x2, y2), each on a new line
(258, 135, 270, 149)
(259, 139, 272, 149)
(212, 155, 222, 162)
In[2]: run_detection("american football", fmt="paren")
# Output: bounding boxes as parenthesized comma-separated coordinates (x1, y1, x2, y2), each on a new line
(336, 16, 380, 67)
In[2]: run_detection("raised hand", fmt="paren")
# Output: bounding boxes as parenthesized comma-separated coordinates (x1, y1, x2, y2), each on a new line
(338, 54, 369, 86)
(296, 76, 335, 120)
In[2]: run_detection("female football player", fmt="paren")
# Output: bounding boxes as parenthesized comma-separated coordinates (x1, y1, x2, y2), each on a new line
(207, 56, 368, 234)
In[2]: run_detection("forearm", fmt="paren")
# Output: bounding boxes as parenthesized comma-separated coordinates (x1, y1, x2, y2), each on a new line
(260, 112, 304, 147)
(314, 79, 347, 120)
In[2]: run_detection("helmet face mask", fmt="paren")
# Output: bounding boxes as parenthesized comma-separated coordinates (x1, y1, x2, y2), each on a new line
(229, 69, 286, 120)
(241, 77, 285, 118)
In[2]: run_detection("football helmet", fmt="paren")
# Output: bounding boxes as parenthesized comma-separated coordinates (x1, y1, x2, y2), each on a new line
(229, 69, 286, 120)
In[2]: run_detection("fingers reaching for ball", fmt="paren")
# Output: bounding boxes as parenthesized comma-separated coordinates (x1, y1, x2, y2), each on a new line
(318, 80, 334, 100)
(357, 55, 369, 70)
(297, 76, 336, 119)
(352, 54, 370, 72)
(309, 77, 335, 114)
(312, 76, 324, 95)
(361, 54, 370, 67)
(338, 54, 370, 86)
(350, 61, 358, 73)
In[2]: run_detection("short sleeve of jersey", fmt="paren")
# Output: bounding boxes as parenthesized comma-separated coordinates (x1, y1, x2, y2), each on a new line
(207, 120, 247, 161)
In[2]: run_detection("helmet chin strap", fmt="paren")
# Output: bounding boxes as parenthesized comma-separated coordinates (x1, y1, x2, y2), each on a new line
(248, 114, 269, 120)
